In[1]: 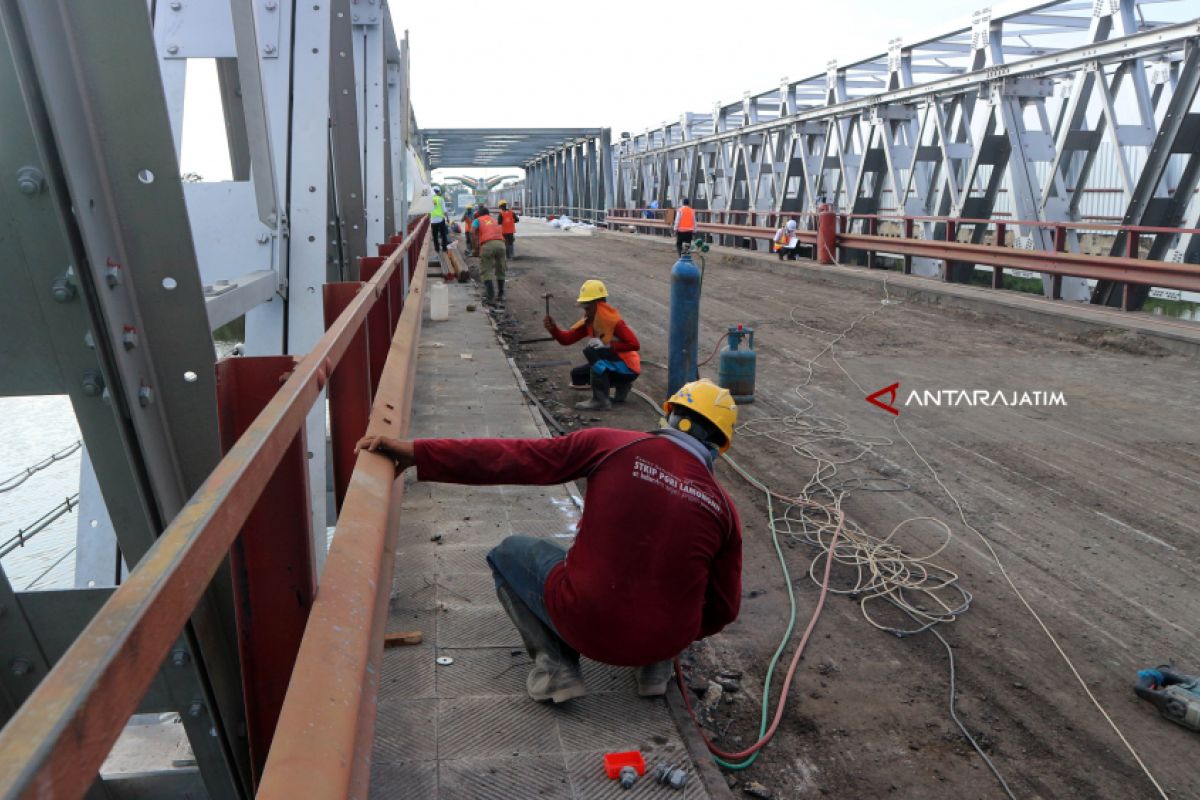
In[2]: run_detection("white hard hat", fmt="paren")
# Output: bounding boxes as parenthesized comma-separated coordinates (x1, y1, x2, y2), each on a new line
(786, 219, 797, 230)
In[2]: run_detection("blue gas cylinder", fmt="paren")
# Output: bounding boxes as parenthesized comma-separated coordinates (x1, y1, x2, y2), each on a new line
(718, 325, 756, 403)
(667, 252, 702, 397)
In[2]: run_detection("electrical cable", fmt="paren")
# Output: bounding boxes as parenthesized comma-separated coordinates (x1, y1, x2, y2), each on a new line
(0, 441, 82, 494)
(23, 545, 77, 591)
(0, 494, 82, 559)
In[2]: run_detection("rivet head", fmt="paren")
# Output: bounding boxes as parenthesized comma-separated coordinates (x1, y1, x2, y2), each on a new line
(264, 44, 276, 55)
(51, 274, 76, 303)
(138, 384, 154, 407)
(81, 371, 105, 397)
(167, 44, 180, 54)
(16, 166, 44, 196)
(169, 1, 181, 9)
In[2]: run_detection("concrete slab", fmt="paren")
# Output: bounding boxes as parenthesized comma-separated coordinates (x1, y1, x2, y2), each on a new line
(369, 282, 715, 799)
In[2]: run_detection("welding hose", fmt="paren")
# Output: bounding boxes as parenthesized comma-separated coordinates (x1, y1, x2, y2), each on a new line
(673, 451, 843, 767)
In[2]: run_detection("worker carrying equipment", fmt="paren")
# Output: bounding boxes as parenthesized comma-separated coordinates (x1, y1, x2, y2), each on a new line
(543, 280, 641, 411)
(355, 377, 742, 704)
(1135, 666, 1200, 731)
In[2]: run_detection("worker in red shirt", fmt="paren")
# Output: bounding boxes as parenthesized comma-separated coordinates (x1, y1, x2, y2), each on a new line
(543, 279, 640, 411)
(498, 199, 520, 259)
(357, 379, 741, 703)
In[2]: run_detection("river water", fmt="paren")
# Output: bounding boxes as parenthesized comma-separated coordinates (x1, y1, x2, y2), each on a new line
(0, 396, 82, 591)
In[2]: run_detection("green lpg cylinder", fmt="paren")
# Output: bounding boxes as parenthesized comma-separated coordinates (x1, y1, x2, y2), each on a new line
(717, 325, 756, 403)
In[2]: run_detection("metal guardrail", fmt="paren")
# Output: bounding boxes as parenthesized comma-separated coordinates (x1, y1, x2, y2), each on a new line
(0, 217, 430, 798)
(604, 209, 1200, 309)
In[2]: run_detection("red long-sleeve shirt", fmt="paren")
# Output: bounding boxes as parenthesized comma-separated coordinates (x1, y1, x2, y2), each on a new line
(414, 428, 741, 665)
(549, 319, 640, 353)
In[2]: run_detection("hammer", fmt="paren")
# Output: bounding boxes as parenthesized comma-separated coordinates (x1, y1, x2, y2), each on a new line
(519, 293, 557, 345)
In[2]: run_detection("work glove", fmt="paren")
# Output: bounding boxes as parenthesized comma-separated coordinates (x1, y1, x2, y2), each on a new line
(586, 337, 604, 350)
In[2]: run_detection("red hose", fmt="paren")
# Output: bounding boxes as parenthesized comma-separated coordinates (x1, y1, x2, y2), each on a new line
(674, 494, 843, 760)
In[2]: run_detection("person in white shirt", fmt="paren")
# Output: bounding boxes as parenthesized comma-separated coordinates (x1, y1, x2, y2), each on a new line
(773, 219, 800, 260)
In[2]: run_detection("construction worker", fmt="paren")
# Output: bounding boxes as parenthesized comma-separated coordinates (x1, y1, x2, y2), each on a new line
(543, 279, 640, 411)
(430, 186, 449, 252)
(356, 379, 742, 704)
(460, 206, 476, 254)
(498, 200, 520, 258)
(673, 197, 696, 255)
(773, 218, 800, 260)
(472, 206, 507, 304)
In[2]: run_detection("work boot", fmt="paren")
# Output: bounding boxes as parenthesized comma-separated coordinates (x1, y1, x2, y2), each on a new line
(483, 280, 495, 305)
(496, 584, 586, 704)
(575, 371, 612, 411)
(634, 660, 674, 697)
(612, 380, 632, 404)
(497, 279, 506, 300)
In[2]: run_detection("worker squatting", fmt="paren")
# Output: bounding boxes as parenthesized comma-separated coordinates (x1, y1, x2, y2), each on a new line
(357, 374, 742, 702)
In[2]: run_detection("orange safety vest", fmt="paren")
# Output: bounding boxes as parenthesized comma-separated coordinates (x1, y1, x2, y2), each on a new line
(476, 214, 505, 244)
(499, 209, 518, 235)
(571, 302, 641, 374)
(676, 205, 696, 232)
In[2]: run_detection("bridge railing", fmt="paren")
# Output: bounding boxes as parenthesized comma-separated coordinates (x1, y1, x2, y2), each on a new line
(0, 217, 431, 799)
(604, 208, 1200, 309)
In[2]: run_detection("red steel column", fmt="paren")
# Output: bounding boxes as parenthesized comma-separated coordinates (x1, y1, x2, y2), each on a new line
(324, 283, 372, 510)
(816, 204, 837, 264)
(215, 356, 317, 783)
(358, 258, 393, 394)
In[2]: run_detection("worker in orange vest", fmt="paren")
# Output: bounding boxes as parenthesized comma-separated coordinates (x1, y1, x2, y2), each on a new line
(498, 200, 520, 259)
(472, 206, 507, 304)
(673, 197, 696, 256)
(543, 279, 641, 411)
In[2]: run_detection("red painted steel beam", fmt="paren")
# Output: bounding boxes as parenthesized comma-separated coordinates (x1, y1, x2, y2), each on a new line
(215, 356, 317, 784)
(0, 219, 428, 800)
(324, 283, 373, 511)
(838, 233, 1200, 292)
(257, 235, 430, 800)
(358, 259, 394, 394)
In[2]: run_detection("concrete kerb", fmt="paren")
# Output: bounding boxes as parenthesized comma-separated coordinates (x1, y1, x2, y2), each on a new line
(597, 229, 1200, 359)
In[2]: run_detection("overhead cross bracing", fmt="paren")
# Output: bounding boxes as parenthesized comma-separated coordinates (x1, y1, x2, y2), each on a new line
(421, 127, 604, 168)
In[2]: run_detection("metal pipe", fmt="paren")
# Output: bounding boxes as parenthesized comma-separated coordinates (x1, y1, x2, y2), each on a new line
(0, 220, 428, 800)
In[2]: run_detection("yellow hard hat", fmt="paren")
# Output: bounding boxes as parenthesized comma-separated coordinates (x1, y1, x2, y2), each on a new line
(576, 279, 608, 303)
(499, 199, 508, 207)
(663, 379, 738, 453)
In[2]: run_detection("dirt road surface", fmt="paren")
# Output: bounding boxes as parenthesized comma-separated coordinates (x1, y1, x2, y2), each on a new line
(463, 226, 1199, 800)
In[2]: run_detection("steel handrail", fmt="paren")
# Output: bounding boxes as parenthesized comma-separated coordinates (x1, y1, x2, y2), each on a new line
(603, 208, 1200, 294)
(0, 218, 429, 799)
(257, 231, 431, 798)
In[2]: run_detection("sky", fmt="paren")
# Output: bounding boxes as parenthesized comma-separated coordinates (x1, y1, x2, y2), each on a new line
(412, 0, 958, 181)
(180, 0, 977, 183)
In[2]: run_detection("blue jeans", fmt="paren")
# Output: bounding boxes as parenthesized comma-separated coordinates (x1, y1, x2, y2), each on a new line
(487, 536, 567, 633)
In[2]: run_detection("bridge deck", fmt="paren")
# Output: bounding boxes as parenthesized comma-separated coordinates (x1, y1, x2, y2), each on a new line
(483, 224, 1199, 799)
(370, 279, 713, 798)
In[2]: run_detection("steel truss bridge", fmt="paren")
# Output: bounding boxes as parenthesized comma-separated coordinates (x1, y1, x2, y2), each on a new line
(515, 0, 1200, 308)
(0, 0, 1197, 799)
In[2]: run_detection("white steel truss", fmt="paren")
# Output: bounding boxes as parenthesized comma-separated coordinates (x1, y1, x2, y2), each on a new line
(610, 0, 1200, 306)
